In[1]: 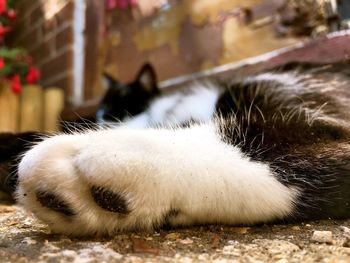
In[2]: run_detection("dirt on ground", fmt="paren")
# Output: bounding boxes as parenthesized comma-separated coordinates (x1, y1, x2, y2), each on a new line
(1, 203, 350, 263)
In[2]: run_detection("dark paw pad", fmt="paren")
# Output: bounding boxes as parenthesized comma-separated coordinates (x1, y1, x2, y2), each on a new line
(36, 191, 75, 216)
(91, 186, 129, 214)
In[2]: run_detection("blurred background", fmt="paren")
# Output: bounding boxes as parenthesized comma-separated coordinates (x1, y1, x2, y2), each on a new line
(0, 0, 350, 132)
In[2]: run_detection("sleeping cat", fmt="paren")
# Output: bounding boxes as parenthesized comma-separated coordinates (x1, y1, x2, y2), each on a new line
(97, 64, 220, 128)
(0, 65, 160, 200)
(11, 62, 350, 236)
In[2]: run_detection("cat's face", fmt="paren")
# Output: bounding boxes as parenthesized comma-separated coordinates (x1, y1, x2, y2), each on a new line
(97, 64, 159, 123)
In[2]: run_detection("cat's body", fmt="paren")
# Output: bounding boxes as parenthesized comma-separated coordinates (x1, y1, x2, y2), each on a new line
(9, 62, 350, 236)
(0, 132, 41, 198)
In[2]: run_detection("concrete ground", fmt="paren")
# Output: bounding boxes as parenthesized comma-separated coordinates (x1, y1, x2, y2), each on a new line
(1, 204, 350, 263)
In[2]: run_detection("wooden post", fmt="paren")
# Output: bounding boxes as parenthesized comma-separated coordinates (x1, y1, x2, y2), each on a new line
(0, 84, 19, 132)
(84, 0, 105, 100)
(19, 85, 43, 132)
(43, 87, 65, 132)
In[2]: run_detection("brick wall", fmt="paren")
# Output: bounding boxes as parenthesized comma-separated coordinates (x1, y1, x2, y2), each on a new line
(11, 0, 74, 104)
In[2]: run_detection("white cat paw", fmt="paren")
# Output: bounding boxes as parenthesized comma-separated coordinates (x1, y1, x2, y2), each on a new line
(16, 125, 297, 236)
(16, 130, 176, 236)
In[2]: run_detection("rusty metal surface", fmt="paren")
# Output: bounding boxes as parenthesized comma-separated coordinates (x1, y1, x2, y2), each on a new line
(102, 0, 298, 84)
(62, 29, 350, 122)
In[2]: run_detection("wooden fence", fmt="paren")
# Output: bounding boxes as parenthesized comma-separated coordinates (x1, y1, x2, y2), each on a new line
(0, 85, 64, 133)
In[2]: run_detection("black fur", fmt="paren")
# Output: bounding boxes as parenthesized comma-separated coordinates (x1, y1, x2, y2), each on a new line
(97, 64, 159, 122)
(36, 191, 75, 216)
(0, 132, 42, 198)
(216, 62, 350, 220)
(91, 186, 130, 214)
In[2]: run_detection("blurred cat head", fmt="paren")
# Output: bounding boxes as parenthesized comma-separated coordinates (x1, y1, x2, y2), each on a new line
(97, 63, 159, 123)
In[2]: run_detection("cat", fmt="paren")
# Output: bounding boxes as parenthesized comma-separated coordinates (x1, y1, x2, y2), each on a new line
(10, 62, 350, 236)
(0, 64, 165, 200)
(97, 63, 219, 128)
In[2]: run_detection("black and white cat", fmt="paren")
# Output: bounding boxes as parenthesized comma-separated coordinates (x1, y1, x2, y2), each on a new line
(97, 64, 220, 128)
(13, 62, 350, 236)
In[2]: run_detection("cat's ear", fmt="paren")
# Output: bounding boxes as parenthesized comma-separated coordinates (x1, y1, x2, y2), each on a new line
(135, 63, 158, 94)
(102, 73, 117, 90)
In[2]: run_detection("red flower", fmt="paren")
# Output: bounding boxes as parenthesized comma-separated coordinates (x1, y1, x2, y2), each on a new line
(118, 0, 127, 9)
(106, 0, 117, 10)
(129, 0, 137, 7)
(0, 57, 4, 70)
(6, 9, 17, 21)
(11, 75, 22, 94)
(0, 26, 11, 38)
(26, 67, 40, 84)
(0, 0, 6, 15)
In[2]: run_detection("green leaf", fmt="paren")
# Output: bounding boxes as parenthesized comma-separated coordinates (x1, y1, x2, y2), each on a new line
(0, 48, 26, 59)
(0, 64, 12, 77)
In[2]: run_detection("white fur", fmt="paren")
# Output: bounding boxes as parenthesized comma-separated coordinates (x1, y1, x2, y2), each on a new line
(17, 123, 298, 236)
(146, 83, 221, 126)
(248, 72, 299, 84)
(98, 83, 222, 129)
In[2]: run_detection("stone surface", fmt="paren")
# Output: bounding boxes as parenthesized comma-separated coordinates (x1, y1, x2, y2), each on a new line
(311, 231, 334, 244)
(1, 205, 350, 262)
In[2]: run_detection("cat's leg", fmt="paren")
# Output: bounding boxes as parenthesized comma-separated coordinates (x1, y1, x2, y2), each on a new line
(16, 123, 298, 236)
